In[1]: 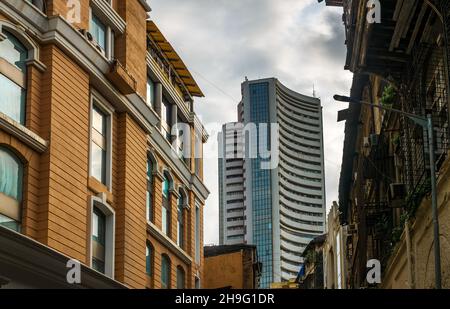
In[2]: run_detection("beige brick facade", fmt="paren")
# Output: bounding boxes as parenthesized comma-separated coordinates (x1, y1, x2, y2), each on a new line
(0, 0, 208, 289)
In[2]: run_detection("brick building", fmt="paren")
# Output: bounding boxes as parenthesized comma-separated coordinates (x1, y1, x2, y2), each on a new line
(203, 244, 262, 289)
(0, 0, 209, 289)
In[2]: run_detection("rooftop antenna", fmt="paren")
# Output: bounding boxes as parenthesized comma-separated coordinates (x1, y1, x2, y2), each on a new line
(313, 84, 316, 98)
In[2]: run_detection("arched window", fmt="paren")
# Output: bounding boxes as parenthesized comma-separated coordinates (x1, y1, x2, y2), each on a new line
(91, 199, 115, 278)
(177, 190, 184, 248)
(0, 30, 28, 124)
(146, 158, 153, 222)
(161, 254, 171, 289)
(161, 173, 171, 236)
(0, 147, 23, 232)
(176, 266, 185, 289)
(146, 242, 153, 276)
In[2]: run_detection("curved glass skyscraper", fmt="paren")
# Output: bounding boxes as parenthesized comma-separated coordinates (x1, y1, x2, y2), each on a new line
(219, 78, 326, 288)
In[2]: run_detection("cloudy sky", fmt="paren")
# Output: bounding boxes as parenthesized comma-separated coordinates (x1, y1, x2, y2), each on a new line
(149, 0, 353, 244)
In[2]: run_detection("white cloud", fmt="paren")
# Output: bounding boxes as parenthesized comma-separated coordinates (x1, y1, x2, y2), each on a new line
(149, 0, 352, 244)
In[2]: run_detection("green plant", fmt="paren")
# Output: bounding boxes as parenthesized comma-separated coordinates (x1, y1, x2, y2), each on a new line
(381, 85, 396, 108)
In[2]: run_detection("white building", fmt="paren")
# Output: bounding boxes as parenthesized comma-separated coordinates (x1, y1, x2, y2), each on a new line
(218, 78, 326, 287)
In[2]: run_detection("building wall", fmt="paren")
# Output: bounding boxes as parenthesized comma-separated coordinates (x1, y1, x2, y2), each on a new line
(204, 251, 244, 289)
(382, 154, 450, 289)
(218, 123, 245, 245)
(324, 202, 347, 289)
(0, 0, 208, 289)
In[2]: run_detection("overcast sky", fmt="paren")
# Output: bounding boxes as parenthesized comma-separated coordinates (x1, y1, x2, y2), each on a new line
(149, 0, 353, 245)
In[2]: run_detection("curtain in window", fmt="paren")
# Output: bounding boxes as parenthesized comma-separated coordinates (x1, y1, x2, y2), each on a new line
(0, 75, 26, 123)
(0, 147, 22, 200)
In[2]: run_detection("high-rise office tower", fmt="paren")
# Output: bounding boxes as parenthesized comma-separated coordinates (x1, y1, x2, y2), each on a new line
(218, 122, 245, 245)
(218, 78, 326, 288)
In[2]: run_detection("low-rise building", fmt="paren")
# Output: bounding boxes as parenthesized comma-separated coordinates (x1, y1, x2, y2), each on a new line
(298, 234, 326, 289)
(203, 244, 261, 289)
(323, 202, 348, 289)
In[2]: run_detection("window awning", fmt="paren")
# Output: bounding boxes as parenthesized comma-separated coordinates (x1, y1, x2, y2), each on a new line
(146, 21, 204, 98)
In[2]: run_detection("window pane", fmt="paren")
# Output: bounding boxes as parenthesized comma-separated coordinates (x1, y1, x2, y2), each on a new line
(92, 258, 105, 273)
(92, 207, 106, 245)
(0, 74, 26, 124)
(162, 177, 169, 197)
(92, 106, 106, 135)
(146, 190, 152, 222)
(0, 213, 20, 232)
(161, 256, 170, 289)
(90, 15, 106, 51)
(162, 206, 168, 235)
(0, 147, 22, 201)
(195, 205, 200, 263)
(91, 142, 106, 183)
(146, 78, 155, 108)
(146, 245, 152, 275)
(177, 268, 185, 289)
(0, 31, 28, 72)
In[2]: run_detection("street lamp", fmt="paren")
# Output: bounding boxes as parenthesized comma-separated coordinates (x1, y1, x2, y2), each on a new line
(334, 94, 442, 289)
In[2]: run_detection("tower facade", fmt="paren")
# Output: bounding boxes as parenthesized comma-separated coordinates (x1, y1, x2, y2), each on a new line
(219, 78, 326, 288)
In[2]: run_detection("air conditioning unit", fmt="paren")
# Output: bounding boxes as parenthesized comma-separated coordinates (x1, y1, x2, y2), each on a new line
(389, 183, 406, 200)
(370, 134, 379, 147)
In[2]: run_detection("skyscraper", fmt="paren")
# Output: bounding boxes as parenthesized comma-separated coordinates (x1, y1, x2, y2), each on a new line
(218, 78, 326, 288)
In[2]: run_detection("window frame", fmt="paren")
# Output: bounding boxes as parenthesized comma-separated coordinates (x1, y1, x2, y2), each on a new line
(0, 146, 23, 233)
(161, 173, 171, 236)
(161, 96, 172, 142)
(146, 76, 156, 110)
(88, 8, 115, 60)
(177, 193, 184, 248)
(146, 242, 153, 277)
(161, 254, 171, 289)
(0, 30, 28, 125)
(176, 266, 185, 289)
(89, 196, 115, 278)
(89, 91, 114, 190)
(195, 199, 201, 264)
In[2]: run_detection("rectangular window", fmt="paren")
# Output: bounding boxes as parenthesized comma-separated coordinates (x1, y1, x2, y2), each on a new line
(92, 207, 106, 274)
(162, 180, 170, 236)
(161, 97, 172, 141)
(146, 160, 153, 222)
(91, 105, 108, 185)
(147, 77, 155, 109)
(91, 200, 115, 278)
(195, 200, 201, 264)
(89, 11, 115, 59)
(90, 14, 106, 51)
(195, 131, 202, 176)
(146, 245, 152, 276)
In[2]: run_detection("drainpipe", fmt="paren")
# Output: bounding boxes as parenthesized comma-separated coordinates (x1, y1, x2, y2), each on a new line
(405, 219, 416, 289)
